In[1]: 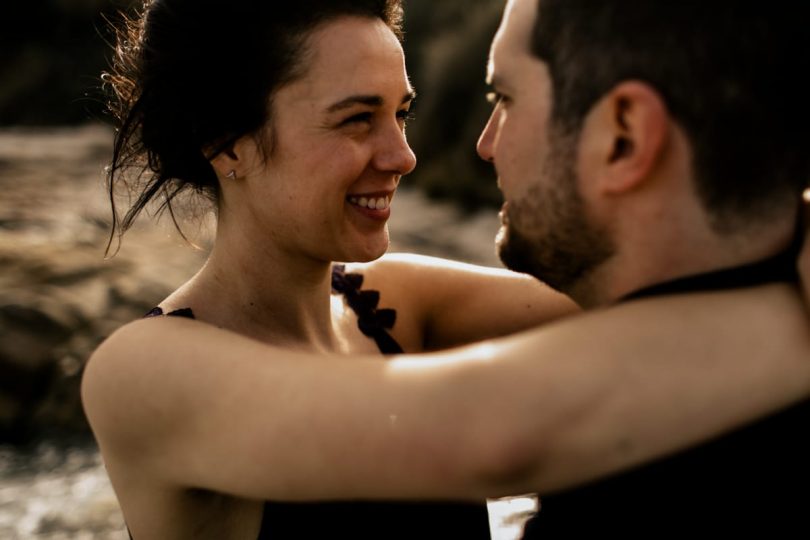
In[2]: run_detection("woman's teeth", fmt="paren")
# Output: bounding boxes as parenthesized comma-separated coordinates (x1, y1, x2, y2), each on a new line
(348, 196, 391, 210)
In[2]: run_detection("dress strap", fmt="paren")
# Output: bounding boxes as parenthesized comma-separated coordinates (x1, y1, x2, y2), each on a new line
(143, 307, 196, 319)
(331, 265, 404, 354)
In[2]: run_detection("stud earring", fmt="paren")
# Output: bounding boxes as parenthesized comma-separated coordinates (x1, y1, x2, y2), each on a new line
(226, 170, 237, 180)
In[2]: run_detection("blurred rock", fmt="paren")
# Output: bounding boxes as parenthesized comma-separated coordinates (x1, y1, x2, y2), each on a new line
(404, 0, 505, 210)
(0, 126, 207, 444)
(0, 125, 502, 446)
(0, 304, 66, 442)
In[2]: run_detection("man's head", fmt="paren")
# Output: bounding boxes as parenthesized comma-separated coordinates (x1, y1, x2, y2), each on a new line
(480, 0, 810, 304)
(478, 0, 615, 298)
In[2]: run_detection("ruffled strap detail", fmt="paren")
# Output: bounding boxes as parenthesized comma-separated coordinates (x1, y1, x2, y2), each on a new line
(143, 307, 196, 319)
(332, 265, 403, 354)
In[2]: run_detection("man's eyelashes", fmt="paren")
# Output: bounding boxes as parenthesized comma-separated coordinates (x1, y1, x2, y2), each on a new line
(397, 109, 415, 125)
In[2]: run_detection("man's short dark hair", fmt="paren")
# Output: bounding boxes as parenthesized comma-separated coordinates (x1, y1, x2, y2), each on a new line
(532, 0, 810, 232)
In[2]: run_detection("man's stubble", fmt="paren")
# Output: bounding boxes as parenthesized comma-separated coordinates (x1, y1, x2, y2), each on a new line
(497, 129, 615, 300)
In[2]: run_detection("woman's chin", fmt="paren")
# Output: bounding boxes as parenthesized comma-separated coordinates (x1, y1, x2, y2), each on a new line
(349, 247, 389, 263)
(340, 236, 390, 263)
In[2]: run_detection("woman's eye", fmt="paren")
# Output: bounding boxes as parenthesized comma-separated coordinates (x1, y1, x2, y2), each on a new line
(340, 110, 415, 130)
(342, 112, 373, 126)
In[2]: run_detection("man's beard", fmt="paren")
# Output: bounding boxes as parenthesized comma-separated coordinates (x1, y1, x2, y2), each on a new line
(497, 133, 615, 298)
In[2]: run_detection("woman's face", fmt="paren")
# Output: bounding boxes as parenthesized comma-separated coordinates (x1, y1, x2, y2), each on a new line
(233, 16, 416, 264)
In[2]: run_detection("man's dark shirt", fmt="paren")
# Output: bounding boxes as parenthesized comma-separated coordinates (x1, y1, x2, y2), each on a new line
(522, 242, 806, 537)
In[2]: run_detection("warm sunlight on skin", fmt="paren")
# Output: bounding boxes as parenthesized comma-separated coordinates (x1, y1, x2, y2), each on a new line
(217, 17, 417, 268)
(386, 339, 503, 372)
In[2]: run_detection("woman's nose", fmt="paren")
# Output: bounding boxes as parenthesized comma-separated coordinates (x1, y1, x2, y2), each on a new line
(373, 124, 417, 176)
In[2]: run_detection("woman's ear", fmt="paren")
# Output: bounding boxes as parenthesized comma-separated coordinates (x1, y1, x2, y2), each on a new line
(208, 145, 239, 180)
(208, 136, 252, 180)
(580, 81, 670, 196)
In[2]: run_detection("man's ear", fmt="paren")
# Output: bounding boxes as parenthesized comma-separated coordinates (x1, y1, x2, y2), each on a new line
(580, 81, 670, 195)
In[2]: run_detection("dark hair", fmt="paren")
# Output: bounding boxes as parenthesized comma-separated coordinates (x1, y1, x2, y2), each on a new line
(531, 0, 810, 232)
(104, 0, 404, 253)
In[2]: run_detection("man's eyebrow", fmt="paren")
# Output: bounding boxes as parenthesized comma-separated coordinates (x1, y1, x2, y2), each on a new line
(326, 91, 417, 113)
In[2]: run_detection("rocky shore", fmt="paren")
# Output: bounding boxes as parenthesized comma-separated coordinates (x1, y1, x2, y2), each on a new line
(0, 126, 534, 538)
(0, 125, 207, 444)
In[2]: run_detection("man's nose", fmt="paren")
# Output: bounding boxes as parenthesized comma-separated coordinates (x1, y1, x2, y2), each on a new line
(477, 109, 499, 163)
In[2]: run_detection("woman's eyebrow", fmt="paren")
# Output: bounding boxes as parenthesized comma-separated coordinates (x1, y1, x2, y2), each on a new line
(326, 91, 417, 113)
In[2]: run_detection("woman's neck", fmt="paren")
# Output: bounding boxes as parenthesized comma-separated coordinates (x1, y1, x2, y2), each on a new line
(174, 227, 344, 352)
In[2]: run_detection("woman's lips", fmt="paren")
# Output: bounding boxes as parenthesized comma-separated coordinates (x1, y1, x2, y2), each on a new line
(346, 192, 394, 221)
(347, 194, 391, 210)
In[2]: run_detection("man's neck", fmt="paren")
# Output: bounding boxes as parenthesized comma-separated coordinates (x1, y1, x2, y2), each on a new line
(572, 214, 799, 309)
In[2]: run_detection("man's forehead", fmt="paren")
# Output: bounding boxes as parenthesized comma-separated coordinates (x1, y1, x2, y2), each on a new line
(487, 0, 538, 83)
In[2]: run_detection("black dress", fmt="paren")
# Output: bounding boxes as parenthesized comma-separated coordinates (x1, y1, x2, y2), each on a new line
(522, 244, 807, 538)
(142, 264, 492, 539)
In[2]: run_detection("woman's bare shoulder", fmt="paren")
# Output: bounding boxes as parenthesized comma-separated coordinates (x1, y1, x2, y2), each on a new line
(81, 318, 268, 452)
(82, 318, 198, 446)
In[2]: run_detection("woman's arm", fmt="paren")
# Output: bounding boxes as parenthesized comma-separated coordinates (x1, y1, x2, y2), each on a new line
(82, 283, 810, 502)
(354, 253, 579, 350)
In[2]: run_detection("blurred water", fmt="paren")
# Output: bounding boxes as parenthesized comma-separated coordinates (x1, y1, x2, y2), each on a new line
(0, 443, 535, 539)
(0, 443, 125, 539)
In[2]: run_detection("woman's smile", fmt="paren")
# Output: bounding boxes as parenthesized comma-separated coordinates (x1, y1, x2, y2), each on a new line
(346, 190, 395, 221)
